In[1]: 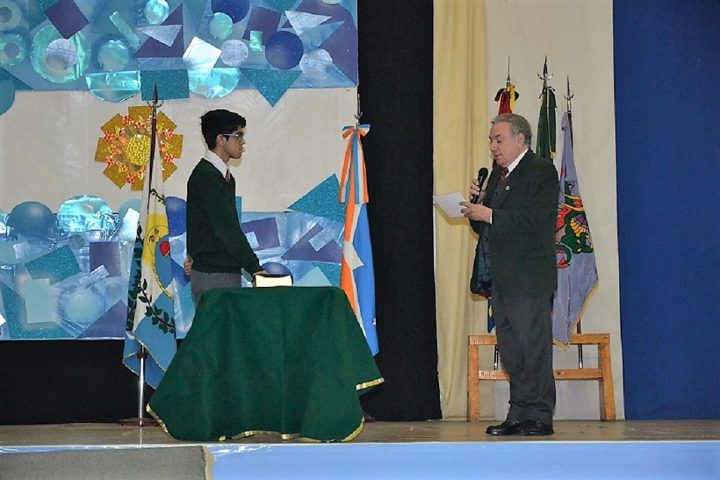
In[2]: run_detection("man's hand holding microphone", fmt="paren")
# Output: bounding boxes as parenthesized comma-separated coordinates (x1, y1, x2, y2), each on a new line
(460, 167, 492, 223)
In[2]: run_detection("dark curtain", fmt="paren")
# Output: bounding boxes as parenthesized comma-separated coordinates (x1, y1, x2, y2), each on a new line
(358, 0, 441, 420)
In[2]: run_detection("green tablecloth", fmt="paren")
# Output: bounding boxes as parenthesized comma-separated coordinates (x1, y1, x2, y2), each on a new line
(148, 286, 383, 442)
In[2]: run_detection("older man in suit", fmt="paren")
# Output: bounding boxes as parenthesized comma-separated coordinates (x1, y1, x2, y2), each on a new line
(461, 113, 559, 436)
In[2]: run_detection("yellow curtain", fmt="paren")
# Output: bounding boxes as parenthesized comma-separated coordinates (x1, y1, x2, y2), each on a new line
(433, 0, 492, 419)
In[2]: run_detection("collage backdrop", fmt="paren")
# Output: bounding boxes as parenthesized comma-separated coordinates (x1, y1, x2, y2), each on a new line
(0, 1, 368, 345)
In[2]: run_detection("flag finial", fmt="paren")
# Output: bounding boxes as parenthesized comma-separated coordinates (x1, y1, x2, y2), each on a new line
(565, 76, 574, 113)
(538, 56, 554, 98)
(506, 56, 511, 87)
(354, 93, 362, 125)
(148, 83, 164, 115)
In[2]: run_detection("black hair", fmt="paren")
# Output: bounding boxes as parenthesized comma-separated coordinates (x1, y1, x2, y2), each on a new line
(200, 109, 247, 150)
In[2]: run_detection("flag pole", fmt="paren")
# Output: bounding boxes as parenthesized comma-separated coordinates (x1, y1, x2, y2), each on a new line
(563, 76, 584, 369)
(119, 85, 163, 427)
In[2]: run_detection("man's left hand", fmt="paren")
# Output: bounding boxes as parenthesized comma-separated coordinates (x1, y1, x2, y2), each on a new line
(460, 202, 492, 223)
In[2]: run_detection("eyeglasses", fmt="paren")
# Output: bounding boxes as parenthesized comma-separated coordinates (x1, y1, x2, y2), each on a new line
(223, 132, 244, 141)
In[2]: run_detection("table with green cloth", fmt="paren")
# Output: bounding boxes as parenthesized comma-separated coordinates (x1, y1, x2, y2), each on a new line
(148, 286, 383, 442)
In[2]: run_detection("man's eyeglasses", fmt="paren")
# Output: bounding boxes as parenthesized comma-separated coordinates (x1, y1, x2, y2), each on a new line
(223, 132, 244, 141)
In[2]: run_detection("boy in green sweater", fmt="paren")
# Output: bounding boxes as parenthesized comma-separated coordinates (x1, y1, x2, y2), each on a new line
(185, 109, 265, 304)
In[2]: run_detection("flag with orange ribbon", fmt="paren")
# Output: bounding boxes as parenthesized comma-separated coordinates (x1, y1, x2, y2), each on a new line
(339, 124, 378, 355)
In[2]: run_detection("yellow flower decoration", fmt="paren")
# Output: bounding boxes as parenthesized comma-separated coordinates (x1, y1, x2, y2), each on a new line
(94, 106, 183, 190)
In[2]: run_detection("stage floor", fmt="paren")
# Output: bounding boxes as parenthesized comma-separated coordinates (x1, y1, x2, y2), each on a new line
(1, 419, 719, 445)
(2, 421, 719, 479)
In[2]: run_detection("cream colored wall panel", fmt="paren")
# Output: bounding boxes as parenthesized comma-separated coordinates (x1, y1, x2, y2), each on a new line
(485, 0, 623, 419)
(0, 88, 356, 212)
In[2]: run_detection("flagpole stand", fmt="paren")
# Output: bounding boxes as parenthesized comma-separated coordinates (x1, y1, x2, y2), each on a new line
(119, 347, 158, 427)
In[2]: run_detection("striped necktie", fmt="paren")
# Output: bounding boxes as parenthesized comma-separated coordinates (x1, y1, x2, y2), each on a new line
(499, 167, 508, 182)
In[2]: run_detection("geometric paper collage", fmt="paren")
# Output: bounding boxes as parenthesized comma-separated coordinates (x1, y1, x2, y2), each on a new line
(0, 175, 344, 340)
(0, 0, 358, 113)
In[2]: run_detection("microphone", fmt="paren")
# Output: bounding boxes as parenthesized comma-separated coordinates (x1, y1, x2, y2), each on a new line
(470, 167, 489, 204)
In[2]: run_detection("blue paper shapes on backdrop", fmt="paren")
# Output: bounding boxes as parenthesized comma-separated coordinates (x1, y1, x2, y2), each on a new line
(0, 282, 24, 338)
(242, 217, 281, 251)
(301, 0, 359, 83)
(57, 195, 117, 234)
(25, 245, 81, 284)
(189, 68, 240, 99)
(7, 201, 57, 240)
(61, 286, 105, 328)
(220, 40, 249, 67)
(165, 196, 187, 236)
(140, 69, 189, 100)
(0, 78, 15, 115)
(0, 0, 22, 31)
(286, 11, 331, 36)
(0, 33, 28, 67)
(86, 71, 140, 102)
(97, 39, 130, 72)
(300, 48, 333, 81)
(241, 210, 343, 290)
(0, 210, 8, 237)
(265, 31, 304, 70)
(314, 261, 341, 286)
(294, 265, 333, 286)
(243, 7, 280, 45)
(144, 0, 171, 25)
(183, 36, 221, 72)
(31, 25, 91, 84)
(282, 223, 342, 263)
(1, 205, 344, 340)
(89, 241, 123, 277)
(262, 261, 292, 276)
(79, 300, 126, 338)
(268, 0, 303, 12)
(240, 68, 301, 106)
(0, 281, 68, 340)
(248, 30, 263, 51)
(184, 0, 207, 29)
(90, 0, 135, 36)
(209, 12, 234, 40)
(118, 199, 141, 225)
(212, 0, 251, 23)
(138, 24, 182, 47)
(134, 6, 184, 58)
(24, 278, 55, 326)
(0, 0, 359, 115)
(110, 11, 140, 50)
(289, 174, 345, 223)
(45, 0, 89, 39)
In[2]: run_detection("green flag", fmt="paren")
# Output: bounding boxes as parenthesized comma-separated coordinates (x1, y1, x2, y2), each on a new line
(536, 85, 557, 160)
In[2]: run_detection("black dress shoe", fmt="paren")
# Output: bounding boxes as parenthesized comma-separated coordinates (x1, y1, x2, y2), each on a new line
(485, 419, 523, 436)
(516, 420, 554, 436)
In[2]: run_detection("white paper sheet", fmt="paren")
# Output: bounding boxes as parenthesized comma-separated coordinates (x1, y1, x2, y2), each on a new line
(433, 191, 466, 218)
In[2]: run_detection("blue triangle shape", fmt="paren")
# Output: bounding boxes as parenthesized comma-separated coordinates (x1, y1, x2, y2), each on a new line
(89, 0, 134, 35)
(314, 261, 340, 286)
(288, 174, 345, 223)
(79, 300, 126, 338)
(239, 68, 301, 106)
(0, 68, 30, 90)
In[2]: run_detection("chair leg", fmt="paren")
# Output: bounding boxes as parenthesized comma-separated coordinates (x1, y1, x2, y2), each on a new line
(467, 342, 480, 422)
(598, 338, 616, 421)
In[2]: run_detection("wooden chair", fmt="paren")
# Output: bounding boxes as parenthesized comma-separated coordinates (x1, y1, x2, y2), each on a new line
(467, 333, 616, 422)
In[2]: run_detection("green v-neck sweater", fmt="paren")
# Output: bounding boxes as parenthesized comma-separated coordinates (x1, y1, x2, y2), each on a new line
(186, 159, 261, 275)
